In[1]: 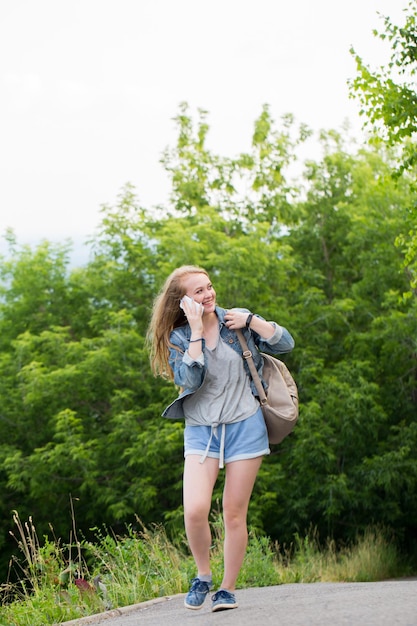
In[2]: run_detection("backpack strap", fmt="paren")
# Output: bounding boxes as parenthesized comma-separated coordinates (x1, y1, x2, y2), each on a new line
(235, 329, 268, 406)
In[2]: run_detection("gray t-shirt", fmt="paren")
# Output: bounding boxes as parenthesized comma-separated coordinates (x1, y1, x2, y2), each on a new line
(182, 337, 259, 426)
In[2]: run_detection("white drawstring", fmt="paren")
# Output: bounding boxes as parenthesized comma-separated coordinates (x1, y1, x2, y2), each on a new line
(219, 424, 226, 469)
(199, 423, 226, 468)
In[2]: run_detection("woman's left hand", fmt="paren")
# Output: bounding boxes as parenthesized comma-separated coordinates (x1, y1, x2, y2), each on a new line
(224, 309, 250, 329)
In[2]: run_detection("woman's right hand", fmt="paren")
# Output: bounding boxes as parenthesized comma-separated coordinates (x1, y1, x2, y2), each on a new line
(181, 297, 204, 337)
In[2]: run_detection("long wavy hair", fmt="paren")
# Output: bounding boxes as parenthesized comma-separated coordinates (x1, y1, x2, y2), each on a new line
(146, 265, 209, 380)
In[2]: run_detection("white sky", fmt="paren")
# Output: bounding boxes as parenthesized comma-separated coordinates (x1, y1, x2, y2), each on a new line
(0, 0, 407, 263)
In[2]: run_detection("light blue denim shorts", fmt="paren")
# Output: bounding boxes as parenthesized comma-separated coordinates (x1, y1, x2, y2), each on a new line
(184, 407, 270, 465)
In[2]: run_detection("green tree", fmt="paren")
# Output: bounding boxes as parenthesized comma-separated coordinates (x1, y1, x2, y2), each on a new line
(1, 103, 417, 582)
(274, 134, 417, 545)
(143, 103, 309, 319)
(350, 1, 417, 288)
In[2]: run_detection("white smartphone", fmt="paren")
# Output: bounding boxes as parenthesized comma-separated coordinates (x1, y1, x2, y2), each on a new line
(180, 295, 204, 313)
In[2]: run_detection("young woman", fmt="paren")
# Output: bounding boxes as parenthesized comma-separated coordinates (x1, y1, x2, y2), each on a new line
(147, 265, 294, 612)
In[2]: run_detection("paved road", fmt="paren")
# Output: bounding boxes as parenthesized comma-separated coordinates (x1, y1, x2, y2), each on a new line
(59, 580, 417, 626)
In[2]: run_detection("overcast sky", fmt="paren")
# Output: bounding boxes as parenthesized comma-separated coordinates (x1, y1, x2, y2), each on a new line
(0, 0, 407, 263)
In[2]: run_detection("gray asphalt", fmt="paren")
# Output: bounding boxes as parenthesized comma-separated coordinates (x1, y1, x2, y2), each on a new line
(59, 580, 417, 626)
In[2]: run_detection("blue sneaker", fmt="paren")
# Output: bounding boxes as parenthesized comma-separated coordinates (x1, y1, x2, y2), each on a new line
(211, 589, 238, 612)
(184, 577, 212, 610)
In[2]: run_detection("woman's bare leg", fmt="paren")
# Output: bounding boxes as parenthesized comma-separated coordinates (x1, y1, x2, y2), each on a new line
(220, 456, 263, 590)
(183, 455, 219, 576)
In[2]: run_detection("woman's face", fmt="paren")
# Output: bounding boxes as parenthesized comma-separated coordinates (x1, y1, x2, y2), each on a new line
(182, 273, 216, 314)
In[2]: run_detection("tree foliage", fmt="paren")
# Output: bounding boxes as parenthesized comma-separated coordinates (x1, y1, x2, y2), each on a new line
(0, 100, 416, 582)
(350, 1, 417, 289)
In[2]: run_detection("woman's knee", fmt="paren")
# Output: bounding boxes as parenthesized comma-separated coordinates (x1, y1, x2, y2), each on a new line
(184, 502, 211, 526)
(222, 504, 247, 531)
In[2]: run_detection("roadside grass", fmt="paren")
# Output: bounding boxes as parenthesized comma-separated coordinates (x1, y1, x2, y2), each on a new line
(0, 511, 411, 626)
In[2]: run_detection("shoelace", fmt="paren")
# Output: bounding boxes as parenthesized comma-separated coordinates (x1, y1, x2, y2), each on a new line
(212, 589, 234, 601)
(190, 578, 210, 593)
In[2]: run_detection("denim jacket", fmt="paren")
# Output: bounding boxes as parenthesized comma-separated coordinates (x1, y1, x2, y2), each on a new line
(162, 306, 295, 419)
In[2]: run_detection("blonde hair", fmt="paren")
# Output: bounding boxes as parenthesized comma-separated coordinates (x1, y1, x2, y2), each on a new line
(146, 265, 209, 380)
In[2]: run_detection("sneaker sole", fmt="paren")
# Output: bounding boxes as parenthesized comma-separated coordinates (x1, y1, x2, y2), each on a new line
(211, 602, 238, 612)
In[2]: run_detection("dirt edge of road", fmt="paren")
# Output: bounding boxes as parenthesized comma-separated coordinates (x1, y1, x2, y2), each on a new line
(57, 594, 183, 626)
